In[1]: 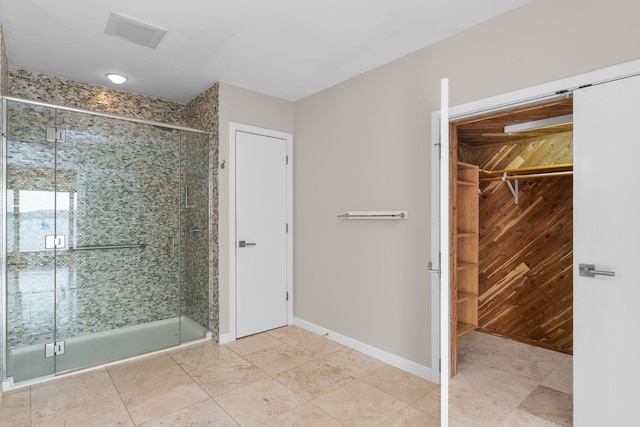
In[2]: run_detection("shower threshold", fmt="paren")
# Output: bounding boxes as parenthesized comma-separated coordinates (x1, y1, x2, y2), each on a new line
(3, 316, 210, 390)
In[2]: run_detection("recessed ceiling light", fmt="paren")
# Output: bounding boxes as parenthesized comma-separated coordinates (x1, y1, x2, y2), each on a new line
(106, 73, 128, 85)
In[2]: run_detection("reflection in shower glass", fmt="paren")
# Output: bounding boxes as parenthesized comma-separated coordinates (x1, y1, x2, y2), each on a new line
(9, 190, 71, 252)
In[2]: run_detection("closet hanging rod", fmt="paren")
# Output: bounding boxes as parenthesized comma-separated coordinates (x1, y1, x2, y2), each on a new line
(479, 170, 573, 183)
(337, 210, 408, 220)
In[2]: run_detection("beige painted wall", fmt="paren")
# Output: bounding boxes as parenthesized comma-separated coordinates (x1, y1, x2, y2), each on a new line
(217, 82, 295, 336)
(294, 0, 640, 367)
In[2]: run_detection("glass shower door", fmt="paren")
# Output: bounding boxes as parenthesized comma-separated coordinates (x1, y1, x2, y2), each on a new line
(52, 110, 183, 374)
(4, 101, 58, 383)
(4, 99, 209, 385)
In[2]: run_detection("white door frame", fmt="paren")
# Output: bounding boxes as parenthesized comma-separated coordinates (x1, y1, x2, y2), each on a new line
(427, 79, 449, 387)
(228, 122, 294, 341)
(431, 59, 640, 425)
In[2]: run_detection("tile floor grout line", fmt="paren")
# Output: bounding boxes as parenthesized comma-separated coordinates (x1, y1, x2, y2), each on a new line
(216, 336, 310, 425)
(375, 403, 412, 426)
(28, 385, 32, 427)
(146, 351, 218, 426)
(104, 364, 137, 427)
(308, 400, 348, 426)
(276, 335, 361, 403)
(224, 330, 363, 425)
(166, 348, 243, 426)
(360, 364, 437, 407)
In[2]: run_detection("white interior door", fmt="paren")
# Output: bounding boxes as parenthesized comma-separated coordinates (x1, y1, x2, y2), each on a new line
(235, 130, 288, 338)
(573, 75, 640, 425)
(437, 78, 450, 427)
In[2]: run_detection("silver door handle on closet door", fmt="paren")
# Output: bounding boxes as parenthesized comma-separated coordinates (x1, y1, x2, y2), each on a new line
(238, 240, 256, 248)
(579, 263, 615, 277)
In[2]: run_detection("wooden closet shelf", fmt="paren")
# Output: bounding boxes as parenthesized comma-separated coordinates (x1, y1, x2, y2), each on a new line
(479, 163, 573, 183)
(457, 291, 477, 303)
(456, 262, 478, 271)
(457, 322, 477, 337)
(452, 160, 478, 376)
(457, 232, 477, 238)
(480, 170, 572, 183)
(457, 161, 478, 169)
(480, 163, 573, 176)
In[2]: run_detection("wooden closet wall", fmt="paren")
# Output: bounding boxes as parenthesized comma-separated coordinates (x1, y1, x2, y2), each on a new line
(450, 99, 574, 376)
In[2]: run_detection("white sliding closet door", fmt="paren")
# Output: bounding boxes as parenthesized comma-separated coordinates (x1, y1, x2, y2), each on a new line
(573, 74, 640, 425)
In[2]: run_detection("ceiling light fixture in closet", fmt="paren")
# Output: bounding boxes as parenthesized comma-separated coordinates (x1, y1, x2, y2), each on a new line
(504, 114, 573, 134)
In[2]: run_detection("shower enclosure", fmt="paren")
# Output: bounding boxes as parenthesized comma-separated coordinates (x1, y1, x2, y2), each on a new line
(2, 98, 210, 386)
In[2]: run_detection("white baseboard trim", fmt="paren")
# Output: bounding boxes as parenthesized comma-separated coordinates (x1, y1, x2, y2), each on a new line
(218, 332, 235, 345)
(293, 317, 432, 380)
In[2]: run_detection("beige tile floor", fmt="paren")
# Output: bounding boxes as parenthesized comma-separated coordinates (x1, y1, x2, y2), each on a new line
(450, 331, 573, 426)
(0, 326, 441, 426)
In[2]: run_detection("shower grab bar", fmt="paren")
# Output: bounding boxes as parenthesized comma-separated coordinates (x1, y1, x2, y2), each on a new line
(68, 243, 147, 251)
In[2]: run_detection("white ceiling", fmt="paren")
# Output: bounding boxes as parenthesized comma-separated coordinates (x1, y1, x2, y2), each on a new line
(0, 0, 531, 103)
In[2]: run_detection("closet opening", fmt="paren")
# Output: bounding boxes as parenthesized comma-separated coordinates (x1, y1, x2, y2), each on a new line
(449, 97, 574, 377)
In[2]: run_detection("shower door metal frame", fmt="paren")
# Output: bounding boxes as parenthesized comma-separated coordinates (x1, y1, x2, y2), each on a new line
(1, 96, 211, 388)
(1, 97, 212, 134)
(1, 97, 8, 385)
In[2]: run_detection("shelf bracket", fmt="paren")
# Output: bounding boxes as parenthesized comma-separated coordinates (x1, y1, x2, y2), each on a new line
(502, 173, 519, 204)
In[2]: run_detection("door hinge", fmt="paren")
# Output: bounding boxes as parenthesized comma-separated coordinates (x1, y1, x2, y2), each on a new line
(286, 223, 289, 233)
(46, 127, 66, 143)
(286, 155, 289, 165)
(45, 341, 65, 358)
(45, 234, 66, 249)
(435, 142, 441, 159)
(286, 291, 289, 301)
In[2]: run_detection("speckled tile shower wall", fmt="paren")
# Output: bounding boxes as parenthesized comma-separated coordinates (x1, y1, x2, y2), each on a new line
(9, 68, 187, 125)
(186, 83, 219, 341)
(3, 69, 218, 349)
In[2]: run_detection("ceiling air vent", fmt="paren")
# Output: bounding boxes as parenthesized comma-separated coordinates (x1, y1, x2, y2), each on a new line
(104, 12, 167, 49)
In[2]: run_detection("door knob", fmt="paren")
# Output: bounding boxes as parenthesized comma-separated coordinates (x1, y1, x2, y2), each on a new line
(238, 240, 257, 248)
(579, 263, 615, 277)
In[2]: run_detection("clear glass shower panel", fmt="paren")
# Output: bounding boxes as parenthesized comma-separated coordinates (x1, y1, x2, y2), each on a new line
(52, 111, 183, 374)
(180, 130, 210, 341)
(5, 101, 57, 383)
